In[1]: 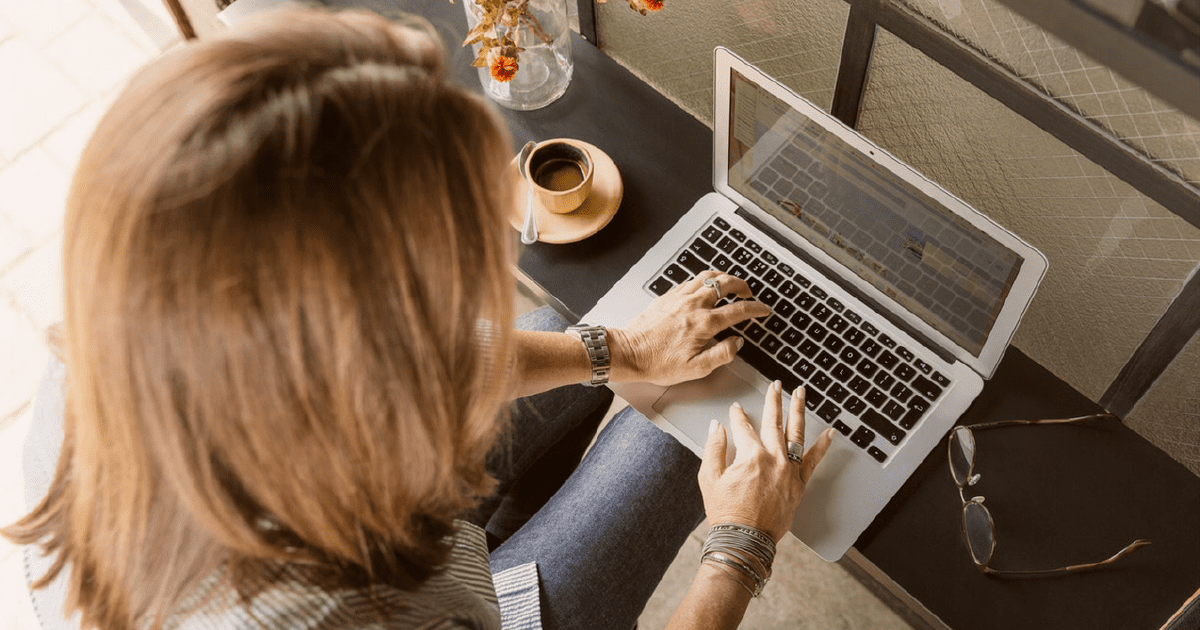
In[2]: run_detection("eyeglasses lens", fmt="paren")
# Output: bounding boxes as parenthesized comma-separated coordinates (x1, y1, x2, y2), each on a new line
(949, 426, 975, 486)
(963, 500, 996, 566)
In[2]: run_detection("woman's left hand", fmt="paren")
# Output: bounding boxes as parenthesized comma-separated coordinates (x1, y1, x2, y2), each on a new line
(609, 270, 771, 386)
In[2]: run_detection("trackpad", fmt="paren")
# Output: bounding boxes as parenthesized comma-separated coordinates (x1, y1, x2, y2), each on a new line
(652, 367, 768, 463)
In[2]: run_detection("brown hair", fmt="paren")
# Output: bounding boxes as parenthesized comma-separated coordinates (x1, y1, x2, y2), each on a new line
(4, 8, 516, 630)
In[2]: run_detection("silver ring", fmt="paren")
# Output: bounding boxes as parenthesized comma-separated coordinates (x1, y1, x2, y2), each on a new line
(703, 277, 721, 303)
(786, 441, 804, 466)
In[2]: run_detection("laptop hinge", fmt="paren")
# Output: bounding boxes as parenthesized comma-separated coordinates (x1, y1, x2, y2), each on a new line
(735, 207, 959, 367)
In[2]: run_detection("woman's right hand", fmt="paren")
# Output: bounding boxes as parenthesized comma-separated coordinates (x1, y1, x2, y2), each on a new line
(698, 382, 835, 541)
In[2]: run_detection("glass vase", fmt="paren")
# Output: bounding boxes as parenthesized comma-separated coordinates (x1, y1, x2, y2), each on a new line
(463, 0, 574, 111)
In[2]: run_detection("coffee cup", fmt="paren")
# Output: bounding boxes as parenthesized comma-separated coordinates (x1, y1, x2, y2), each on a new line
(524, 140, 594, 214)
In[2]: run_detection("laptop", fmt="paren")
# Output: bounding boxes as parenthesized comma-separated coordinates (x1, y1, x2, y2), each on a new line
(583, 47, 1048, 561)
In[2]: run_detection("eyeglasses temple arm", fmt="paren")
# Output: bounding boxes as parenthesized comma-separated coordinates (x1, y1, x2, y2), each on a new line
(982, 539, 1152, 577)
(969, 413, 1117, 433)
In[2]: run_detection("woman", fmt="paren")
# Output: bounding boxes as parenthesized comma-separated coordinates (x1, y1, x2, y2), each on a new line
(6, 7, 833, 630)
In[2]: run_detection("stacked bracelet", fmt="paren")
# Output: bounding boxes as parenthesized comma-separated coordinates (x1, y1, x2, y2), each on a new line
(700, 523, 777, 597)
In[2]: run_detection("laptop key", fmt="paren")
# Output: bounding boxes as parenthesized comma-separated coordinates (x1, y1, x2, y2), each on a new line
(817, 401, 841, 423)
(764, 269, 785, 287)
(663, 263, 689, 283)
(781, 327, 804, 346)
(860, 338, 882, 358)
(789, 311, 812, 330)
(866, 387, 888, 408)
(913, 358, 933, 374)
(730, 229, 748, 242)
(714, 216, 731, 230)
(931, 371, 951, 387)
(862, 322, 880, 337)
(845, 310, 862, 325)
(717, 236, 740, 253)
(777, 347, 800, 368)
(795, 358, 815, 379)
(799, 339, 821, 358)
(758, 288, 780, 307)
(845, 396, 867, 416)
(900, 397, 930, 430)
(804, 389, 825, 412)
(832, 419, 853, 435)
(690, 239, 718, 261)
(827, 298, 844, 312)
(896, 346, 915, 362)
(807, 323, 828, 342)
(878, 333, 897, 348)
(831, 364, 854, 383)
(744, 323, 767, 343)
(894, 363, 917, 382)
(862, 409, 906, 445)
(779, 280, 800, 299)
(811, 286, 829, 300)
(779, 263, 795, 276)
(762, 251, 779, 265)
(749, 258, 770, 276)
(811, 370, 833, 392)
(828, 315, 848, 333)
(815, 351, 837, 371)
(877, 350, 899, 370)
(729, 265, 749, 280)
(765, 315, 789, 335)
(911, 375, 944, 401)
(747, 277, 765, 295)
(811, 303, 832, 322)
(828, 382, 850, 403)
(712, 254, 733, 272)
(840, 346, 862, 365)
(649, 277, 673, 296)
(848, 375, 871, 395)
(797, 292, 816, 311)
(868, 446, 888, 463)
(850, 426, 876, 449)
(844, 327, 866, 347)
(761, 334, 783, 355)
(882, 400, 905, 422)
(873, 371, 896, 390)
(891, 382, 913, 403)
(733, 247, 754, 265)
(773, 300, 797, 319)
(702, 226, 723, 243)
(677, 250, 708, 275)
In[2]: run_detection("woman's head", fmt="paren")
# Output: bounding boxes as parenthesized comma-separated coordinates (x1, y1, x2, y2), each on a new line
(8, 7, 515, 628)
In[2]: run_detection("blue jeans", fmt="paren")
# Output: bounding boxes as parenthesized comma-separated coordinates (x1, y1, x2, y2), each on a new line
(473, 306, 706, 630)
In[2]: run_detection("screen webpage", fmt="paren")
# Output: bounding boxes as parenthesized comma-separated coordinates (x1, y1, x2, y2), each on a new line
(727, 69, 1022, 357)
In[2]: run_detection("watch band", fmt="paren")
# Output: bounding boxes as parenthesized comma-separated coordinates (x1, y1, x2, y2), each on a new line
(567, 324, 611, 387)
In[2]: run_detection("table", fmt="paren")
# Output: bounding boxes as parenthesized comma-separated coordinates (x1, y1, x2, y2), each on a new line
(327, 2, 1200, 628)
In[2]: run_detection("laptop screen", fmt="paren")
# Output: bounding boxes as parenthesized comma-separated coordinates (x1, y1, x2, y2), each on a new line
(726, 69, 1023, 357)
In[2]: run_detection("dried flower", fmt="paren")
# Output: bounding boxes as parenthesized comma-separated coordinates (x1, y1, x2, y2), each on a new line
(460, 0, 664, 80)
(488, 48, 520, 82)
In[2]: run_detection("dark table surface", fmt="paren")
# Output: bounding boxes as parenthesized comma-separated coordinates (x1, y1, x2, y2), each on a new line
(329, 2, 1200, 628)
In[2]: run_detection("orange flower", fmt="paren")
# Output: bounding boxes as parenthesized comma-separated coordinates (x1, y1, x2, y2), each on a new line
(645, 0, 664, 10)
(489, 50, 519, 82)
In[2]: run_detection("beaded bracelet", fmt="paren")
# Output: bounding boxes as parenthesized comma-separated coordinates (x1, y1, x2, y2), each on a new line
(700, 523, 778, 597)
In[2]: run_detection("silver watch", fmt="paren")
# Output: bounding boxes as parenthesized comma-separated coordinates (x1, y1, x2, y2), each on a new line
(567, 324, 611, 387)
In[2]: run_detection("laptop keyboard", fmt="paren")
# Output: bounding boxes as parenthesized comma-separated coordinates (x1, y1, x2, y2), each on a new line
(646, 215, 952, 464)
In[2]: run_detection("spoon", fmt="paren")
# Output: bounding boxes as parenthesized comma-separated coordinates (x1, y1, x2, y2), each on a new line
(518, 141, 538, 244)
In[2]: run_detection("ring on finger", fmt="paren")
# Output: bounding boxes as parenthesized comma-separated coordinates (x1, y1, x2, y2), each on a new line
(703, 277, 722, 305)
(786, 441, 804, 466)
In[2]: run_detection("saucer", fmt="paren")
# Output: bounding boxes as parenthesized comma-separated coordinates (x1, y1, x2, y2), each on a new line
(508, 139, 622, 244)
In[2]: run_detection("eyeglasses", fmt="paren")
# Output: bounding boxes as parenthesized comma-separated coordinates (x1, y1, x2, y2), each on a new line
(948, 413, 1151, 577)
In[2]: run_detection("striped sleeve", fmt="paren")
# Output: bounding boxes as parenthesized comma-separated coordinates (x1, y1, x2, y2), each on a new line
(492, 563, 541, 630)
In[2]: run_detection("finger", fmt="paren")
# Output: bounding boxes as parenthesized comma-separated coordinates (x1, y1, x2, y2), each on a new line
(699, 419, 728, 482)
(689, 335, 744, 374)
(711, 299, 772, 329)
(799, 428, 836, 486)
(786, 386, 807, 447)
(679, 269, 721, 294)
(760, 380, 786, 455)
(716, 275, 753, 298)
(728, 401, 762, 458)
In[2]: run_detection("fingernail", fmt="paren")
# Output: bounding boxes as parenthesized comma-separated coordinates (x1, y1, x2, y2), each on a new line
(773, 380, 782, 392)
(735, 337, 744, 349)
(732, 401, 743, 411)
(709, 419, 720, 435)
(795, 386, 805, 397)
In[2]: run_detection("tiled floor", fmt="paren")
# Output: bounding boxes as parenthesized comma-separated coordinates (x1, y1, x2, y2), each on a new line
(0, 4, 910, 629)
